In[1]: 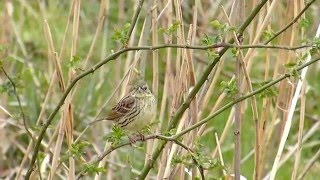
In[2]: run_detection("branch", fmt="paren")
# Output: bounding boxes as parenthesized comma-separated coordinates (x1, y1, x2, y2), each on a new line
(126, 43, 312, 51)
(77, 134, 204, 180)
(173, 56, 320, 139)
(123, 0, 144, 47)
(1, 67, 33, 140)
(25, 0, 146, 178)
(77, 56, 320, 180)
(138, 0, 269, 178)
(264, 0, 316, 44)
(25, 1, 313, 177)
(24, 42, 312, 179)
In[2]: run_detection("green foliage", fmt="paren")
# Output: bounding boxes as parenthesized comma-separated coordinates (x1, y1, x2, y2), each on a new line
(311, 37, 320, 48)
(68, 55, 84, 70)
(284, 60, 303, 79)
(252, 81, 278, 98)
(262, 29, 275, 41)
(103, 124, 126, 146)
(163, 128, 177, 136)
(220, 79, 237, 97)
(172, 141, 226, 179)
(69, 141, 90, 158)
(201, 34, 222, 45)
(209, 20, 236, 33)
(112, 23, 131, 45)
(300, 18, 310, 28)
(206, 50, 220, 60)
(308, 37, 320, 55)
(158, 21, 181, 36)
(140, 120, 159, 134)
(201, 20, 237, 62)
(201, 20, 235, 46)
(82, 163, 106, 176)
(37, 152, 46, 162)
(290, 69, 301, 79)
(231, 47, 239, 57)
(0, 74, 22, 96)
(284, 61, 298, 69)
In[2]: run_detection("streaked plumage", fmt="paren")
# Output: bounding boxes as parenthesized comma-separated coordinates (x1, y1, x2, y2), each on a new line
(104, 80, 156, 131)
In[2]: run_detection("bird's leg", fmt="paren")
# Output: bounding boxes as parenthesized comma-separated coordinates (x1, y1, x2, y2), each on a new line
(127, 132, 145, 144)
(137, 132, 145, 141)
(127, 135, 138, 144)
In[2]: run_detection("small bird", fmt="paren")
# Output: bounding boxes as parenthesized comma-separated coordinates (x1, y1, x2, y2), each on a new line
(104, 79, 156, 134)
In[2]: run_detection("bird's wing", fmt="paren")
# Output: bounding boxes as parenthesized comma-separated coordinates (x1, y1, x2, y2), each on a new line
(104, 95, 136, 121)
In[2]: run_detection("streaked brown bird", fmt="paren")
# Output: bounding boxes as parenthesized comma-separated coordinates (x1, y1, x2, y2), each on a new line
(104, 79, 156, 132)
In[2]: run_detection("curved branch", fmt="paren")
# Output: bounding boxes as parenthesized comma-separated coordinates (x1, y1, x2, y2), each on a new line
(77, 134, 204, 180)
(173, 56, 320, 138)
(264, 0, 316, 44)
(25, 0, 146, 178)
(25, 41, 312, 179)
(138, 0, 270, 178)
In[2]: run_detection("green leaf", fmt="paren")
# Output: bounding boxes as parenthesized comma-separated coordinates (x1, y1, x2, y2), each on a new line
(157, 27, 166, 34)
(69, 141, 90, 158)
(210, 20, 221, 29)
(231, 47, 238, 57)
(300, 18, 310, 28)
(201, 34, 222, 45)
(0, 74, 22, 96)
(252, 81, 278, 98)
(68, 55, 83, 69)
(220, 80, 237, 97)
(312, 37, 320, 49)
(38, 152, 46, 162)
(259, 87, 278, 98)
(207, 50, 219, 60)
(103, 124, 126, 146)
(82, 163, 106, 175)
(158, 22, 181, 36)
(112, 23, 131, 45)
(290, 69, 300, 79)
(284, 62, 297, 69)
(166, 21, 181, 35)
(163, 128, 177, 136)
(262, 29, 275, 41)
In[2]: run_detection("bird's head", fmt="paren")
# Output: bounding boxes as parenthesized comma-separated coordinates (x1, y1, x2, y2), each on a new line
(131, 80, 152, 98)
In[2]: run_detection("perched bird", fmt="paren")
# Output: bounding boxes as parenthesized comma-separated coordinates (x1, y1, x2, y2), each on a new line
(103, 79, 156, 133)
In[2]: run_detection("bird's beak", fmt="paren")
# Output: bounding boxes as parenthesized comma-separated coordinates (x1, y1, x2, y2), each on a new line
(138, 87, 143, 92)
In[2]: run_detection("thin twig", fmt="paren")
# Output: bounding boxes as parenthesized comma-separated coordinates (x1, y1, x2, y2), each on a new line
(1, 67, 34, 140)
(24, 41, 316, 179)
(123, 0, 145, 48)
(173, 56, 320, 139)
(125, 43, 312, 51)
(77, 134, 204, 180)
(138, 0, 271, 178)
(77, 54, 320, 179)
(264, 0, 316, 44)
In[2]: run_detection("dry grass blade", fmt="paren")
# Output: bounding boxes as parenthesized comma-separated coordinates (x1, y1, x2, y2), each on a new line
(2, 1, 319, 179)
(268, 24, 320, 180)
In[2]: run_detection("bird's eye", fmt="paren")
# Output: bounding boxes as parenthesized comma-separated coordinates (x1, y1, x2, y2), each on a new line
(142, 86, 147, 91)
